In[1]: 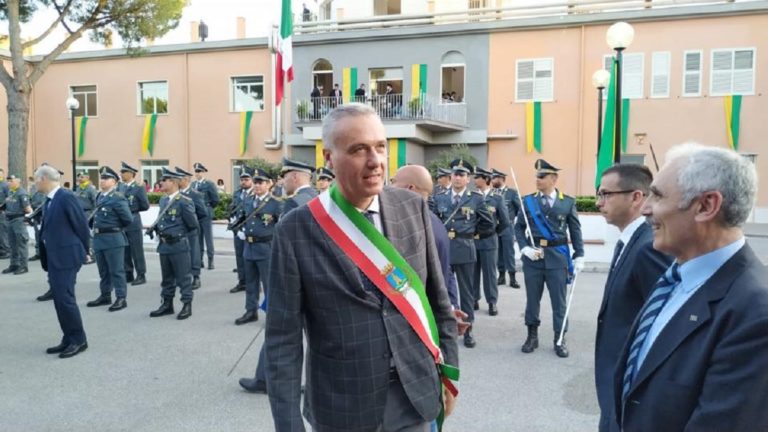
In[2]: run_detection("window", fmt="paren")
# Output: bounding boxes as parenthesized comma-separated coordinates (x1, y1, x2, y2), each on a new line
(373, 0, 400, 16)
(141, 160, 169, 190)
(312, 59, 333, 93)
(711, 48, 755, 96)
(516, 58, 553, 102)
(138, 81, 168, 115)
(441, 65, 465, 103)
(70, 85, 98, 117)
(231, 76, 264, 112)
(651, 52, 670, 98)
(369, 67, 404, 96)
(682, 50, 703, 97)
(75, 161, 99, 185)
(603, 53, 644, 99)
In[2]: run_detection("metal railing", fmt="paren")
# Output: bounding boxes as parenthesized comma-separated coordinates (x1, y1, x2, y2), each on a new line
(296, 94, 467, 126)
(294, 0, 746, 34)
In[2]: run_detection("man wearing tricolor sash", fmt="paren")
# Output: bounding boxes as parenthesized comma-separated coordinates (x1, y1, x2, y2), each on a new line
(265, 104, 459, 432)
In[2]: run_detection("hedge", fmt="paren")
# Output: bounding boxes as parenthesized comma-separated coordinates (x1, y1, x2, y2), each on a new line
(575, 196, 599, 213)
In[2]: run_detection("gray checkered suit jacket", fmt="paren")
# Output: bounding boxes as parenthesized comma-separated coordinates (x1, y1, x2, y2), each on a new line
(265, 187, 459, 432)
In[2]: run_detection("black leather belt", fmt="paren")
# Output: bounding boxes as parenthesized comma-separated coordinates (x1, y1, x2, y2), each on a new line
(94, 227, 122, 234)
(159, 235, 183, 244)
(534, 237, 568, 248)
(246, 235, 273, 244)
(449, 233, 475, 240)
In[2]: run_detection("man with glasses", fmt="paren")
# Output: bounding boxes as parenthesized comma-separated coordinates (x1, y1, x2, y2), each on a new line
(594, 164, 671, 432)
(515, 159, 584, 358)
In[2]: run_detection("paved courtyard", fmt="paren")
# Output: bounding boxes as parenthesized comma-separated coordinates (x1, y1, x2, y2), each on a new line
(1, 235, 765, 431)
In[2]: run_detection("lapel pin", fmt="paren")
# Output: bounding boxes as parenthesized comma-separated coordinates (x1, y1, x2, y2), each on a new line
(689, 315, 698, 322)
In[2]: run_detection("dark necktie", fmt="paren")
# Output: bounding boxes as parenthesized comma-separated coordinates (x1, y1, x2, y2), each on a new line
(609, 240, 625, 272)
(453, 194, 461, 208)
(622, 263, 681, 401)
(541, 195, 551, 212)
(360, 210, 383, 302)
(254, 196, 261, 208)
(44, 196, 51, 215)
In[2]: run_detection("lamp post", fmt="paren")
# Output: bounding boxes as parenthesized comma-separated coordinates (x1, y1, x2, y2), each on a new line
(66, 97, 80, 190)
(592, 69, 611, 156)
(606, 21, 634, 164)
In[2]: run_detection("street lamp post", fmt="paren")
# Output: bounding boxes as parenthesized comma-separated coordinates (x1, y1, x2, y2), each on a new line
(66, 97, 80, 190)
(606, 21, 634, 164)
(592, 69, 611, 155)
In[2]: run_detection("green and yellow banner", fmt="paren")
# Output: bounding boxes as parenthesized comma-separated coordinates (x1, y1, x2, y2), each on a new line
(388, 138, 406, 179)
(315, 140, 325, 168)
(525, 101, 542, 153)
(142, 114, 158, 156)
(343, 67, 358, 103)
(595, 58, 632, 188)
(724, 95, 742, 150)
(75, 116, 88, 157)
(411, 64, 427, 99)
(239, 110, 254, 156)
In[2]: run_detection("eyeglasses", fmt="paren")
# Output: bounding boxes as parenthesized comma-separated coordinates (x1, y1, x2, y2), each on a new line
(596, 190, 636, 200)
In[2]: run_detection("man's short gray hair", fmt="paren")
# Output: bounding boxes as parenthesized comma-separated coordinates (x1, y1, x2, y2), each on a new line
(666, 142, 757, 227)
(321, 103, 378, 150)
(34, 165, 61, 182)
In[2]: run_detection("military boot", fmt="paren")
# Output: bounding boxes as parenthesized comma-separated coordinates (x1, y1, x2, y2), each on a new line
(521, 326, 539, 353)
(149, 298, 174, 317)
(554, 332, 569, 358)
(497, 272, 506, 285)
(177, 302, 192, 320)
(509, 272, 520, 289)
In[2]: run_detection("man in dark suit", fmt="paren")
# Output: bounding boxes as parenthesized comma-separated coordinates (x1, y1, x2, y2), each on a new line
(330, 83, 342, 107)
(594, 164, 671, 432)
(614, 143, 768, 432)
(266, 103, 459, 432)
(34, 165, 90, 359)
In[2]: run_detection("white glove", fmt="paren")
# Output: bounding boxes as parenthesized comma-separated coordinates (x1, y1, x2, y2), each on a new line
(574, 257, 585, 272)
(237, 231, 246, 240)
(521, 246, 543, 261)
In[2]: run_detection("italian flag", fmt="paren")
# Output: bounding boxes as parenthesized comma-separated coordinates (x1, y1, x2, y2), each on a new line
(275, 0, 294, 106)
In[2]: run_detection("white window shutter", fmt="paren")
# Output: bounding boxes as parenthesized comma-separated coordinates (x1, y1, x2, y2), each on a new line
(516, 60, 534, 101)
(622, 53, 644, 99)
(651, 52, 670, 98)
(683, 51, 702, 96)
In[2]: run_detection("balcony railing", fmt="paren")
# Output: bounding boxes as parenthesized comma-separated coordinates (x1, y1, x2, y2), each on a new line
(296, 94, 467, 127)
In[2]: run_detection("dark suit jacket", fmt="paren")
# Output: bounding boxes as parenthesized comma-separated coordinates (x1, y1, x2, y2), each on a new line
(614, 244, 768, 432)
(266, 187, 458, 432)
(595, 222, 671, 432)
(40, 188, 90, 272)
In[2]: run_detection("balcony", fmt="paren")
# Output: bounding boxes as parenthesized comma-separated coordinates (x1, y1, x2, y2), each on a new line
(295, 94, 468, 131)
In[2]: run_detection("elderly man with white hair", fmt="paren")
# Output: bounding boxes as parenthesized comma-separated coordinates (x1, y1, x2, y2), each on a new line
(613, 143, 768, 431)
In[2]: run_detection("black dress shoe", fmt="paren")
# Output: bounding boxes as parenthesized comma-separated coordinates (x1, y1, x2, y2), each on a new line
(463, 329, 476, 348)
(46, 342, 68, 354)
(2, 266, 19, 274)
(509, 272, 520, 289)
(37, 290, 53, 301)
(125, 273, 134, 283)
(473, 301, 479, 311)
(177, 302, 192, 320)
(59, 342, 88, 359)
(230, 284, 245, 293)
(192, 276, 201, 290)
(239, 378, 267, 394)
(131, 275, 147, 286)
(488, 303, 498, 316)
(149, 299, 174, 317)
(235, 310, 258, 325)
(554, 334, 569, 358)
(86, 295, 112, 307)
(29, 254, 40, 261)
(108, 298, 127, 312)
(13, 267, 28, 275)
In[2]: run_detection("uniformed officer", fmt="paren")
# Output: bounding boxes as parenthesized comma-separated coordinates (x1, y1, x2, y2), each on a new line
(271, 174, 285, 198)
(314, 167, 335, 193)
(234, 168, 283, 325)
(228, 166, 254, 294)
(27, 177, 46, 261)
(514, 159, 585, 358)
(86, 166, 133, 311)
(118, 162, 150, 286)
(191, 162, 220, 270)
(472, 167, 510, 316)
(0, 168, 11, 259)
(177, 166, 208, 290)
(281, 158, 318, 213)
(148, 168, 199, 320)
(2, 174, 32, 274)
(433, 159, 494, 348)
(491, 168, 522, 288)
(75, 171, 98, 264)
(433, 167, 451, 195)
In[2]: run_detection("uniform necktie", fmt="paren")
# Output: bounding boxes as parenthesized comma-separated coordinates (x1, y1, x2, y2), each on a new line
(609, 240, 625, 272)
(254, 196, 261, 207)
(360, 210, 383, 302)
(541, 195, 551, 212)
(622, 263, 681, 401)
(453, 194, 461, 208)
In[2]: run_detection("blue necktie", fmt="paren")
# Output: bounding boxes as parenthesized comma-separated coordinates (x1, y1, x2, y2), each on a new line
(609, 240, 625, 272)
(622, 263, 681, 401)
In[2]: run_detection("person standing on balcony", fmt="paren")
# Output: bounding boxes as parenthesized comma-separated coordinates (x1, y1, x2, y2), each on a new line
(330, 83, 342, 108)
(354, 83, 366, 102)
(311, 84, 324, 120)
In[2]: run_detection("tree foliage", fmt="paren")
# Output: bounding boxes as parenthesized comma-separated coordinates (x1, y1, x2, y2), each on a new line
(425, 143, 478, 179)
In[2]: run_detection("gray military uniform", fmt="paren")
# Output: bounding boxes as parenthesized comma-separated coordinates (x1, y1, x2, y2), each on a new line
(242, 192, 283, 312)
(93, 190, 133, 299)
(191, 178, 219, 263)
(3, 185, 30, 269)
(155, 193, 199, 303)
(0, 180, 9, 256)
(76, 181, 98, 254)
(494, 186, 521, 276)
(180, 186, 207, 280)
(230, 187, 250, 288)
(117, 181, 150, 279)
(472, 190, 510, 307)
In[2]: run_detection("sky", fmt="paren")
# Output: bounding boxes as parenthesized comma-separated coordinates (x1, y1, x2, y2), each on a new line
(2, 0, 317, 54)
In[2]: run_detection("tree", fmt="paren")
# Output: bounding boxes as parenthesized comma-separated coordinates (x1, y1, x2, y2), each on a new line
(425, 143, 478, 179)
(0, 0, 185, 181)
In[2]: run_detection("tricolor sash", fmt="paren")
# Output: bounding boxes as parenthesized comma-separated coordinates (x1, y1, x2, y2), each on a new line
(308, 186, 459, 423)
